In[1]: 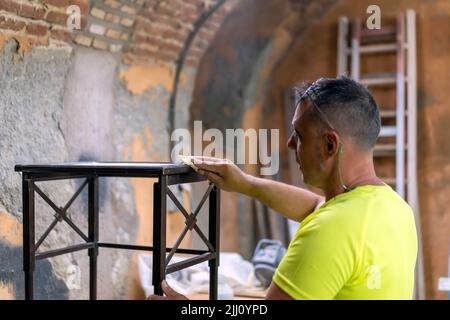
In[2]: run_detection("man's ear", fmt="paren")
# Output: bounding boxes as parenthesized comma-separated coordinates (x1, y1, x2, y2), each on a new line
(323, 132, 339, 157)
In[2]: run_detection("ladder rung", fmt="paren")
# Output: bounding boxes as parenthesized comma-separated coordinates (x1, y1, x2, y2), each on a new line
(379, 126, 397, 137)
(357, 43, 397, 54)
(375, 144, 396, 152)
(361, 73, 396, 86)
(373, 144, 407, 156)
(360, 26, 397, 38)
(379, 110, 409, 118)
(380, 110, 396, 118)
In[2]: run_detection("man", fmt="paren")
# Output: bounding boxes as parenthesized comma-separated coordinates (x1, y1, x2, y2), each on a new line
(149, 76, 418, 300)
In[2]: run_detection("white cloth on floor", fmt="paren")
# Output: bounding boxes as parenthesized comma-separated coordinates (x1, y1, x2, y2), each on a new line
(138, 252, 261, 297)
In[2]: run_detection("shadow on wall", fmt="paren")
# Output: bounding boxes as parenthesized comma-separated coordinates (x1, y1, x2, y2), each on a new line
(0, 242, 68, 300)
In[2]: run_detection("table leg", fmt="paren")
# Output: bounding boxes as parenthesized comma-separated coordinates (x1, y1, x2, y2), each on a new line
(88, 177, 99, 300)
(209, 185, 220, 300)
(152, 176, 167, 296)
(22, 176, 35, 300)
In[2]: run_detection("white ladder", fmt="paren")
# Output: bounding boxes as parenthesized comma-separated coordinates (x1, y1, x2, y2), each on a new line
(337, 9, 425, 300)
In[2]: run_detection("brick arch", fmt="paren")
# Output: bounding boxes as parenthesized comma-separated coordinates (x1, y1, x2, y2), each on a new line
(123, 0, 238, 66)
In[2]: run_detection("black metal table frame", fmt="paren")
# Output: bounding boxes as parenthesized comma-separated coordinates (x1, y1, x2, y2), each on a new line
(15, 163, 220, 300)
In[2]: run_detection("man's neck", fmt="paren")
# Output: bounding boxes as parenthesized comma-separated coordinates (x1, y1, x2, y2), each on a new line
(322, 157, 383, 201)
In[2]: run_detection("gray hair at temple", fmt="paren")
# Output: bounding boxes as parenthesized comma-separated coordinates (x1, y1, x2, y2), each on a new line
(294, 76, 381, 150)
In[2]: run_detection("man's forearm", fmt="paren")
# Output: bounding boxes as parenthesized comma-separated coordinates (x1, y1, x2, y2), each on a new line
(240, 175, 323, 222)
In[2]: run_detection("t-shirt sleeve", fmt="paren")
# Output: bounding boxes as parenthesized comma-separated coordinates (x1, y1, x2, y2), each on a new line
(273, 211, 356, 299)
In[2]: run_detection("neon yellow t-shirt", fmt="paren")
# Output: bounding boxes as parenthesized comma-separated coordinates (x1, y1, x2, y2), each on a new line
(273, 184, 418, 300)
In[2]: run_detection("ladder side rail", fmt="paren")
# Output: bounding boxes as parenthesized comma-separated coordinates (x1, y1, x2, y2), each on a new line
(337, 16, 349, 76)
(395, 13, 406, 198)
(406, 9, 425, 300)
(350, 18, 361, 81)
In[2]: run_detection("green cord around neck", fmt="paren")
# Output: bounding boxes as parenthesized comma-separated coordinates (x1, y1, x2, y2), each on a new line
(337, 143, 349, 192)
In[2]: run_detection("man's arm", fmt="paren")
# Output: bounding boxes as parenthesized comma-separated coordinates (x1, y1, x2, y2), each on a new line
(245, 175, 323, 222)
(193, 156, 323, 222)
(266, 281, 294, 300)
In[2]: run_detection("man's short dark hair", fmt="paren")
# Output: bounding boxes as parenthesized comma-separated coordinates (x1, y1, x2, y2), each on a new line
(294, 76, 381, 150)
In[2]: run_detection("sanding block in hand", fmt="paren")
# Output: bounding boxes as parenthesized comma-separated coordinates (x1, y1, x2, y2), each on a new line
(179, 155, 199, 172)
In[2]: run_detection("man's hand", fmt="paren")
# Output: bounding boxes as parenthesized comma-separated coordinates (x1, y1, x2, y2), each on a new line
(147, 280, 189, 300)
(192, 156, 252, 194)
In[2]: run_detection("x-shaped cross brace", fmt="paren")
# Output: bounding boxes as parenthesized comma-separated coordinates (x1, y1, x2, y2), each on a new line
(165, 183, 215, 266)
(33, 179, 89, 252)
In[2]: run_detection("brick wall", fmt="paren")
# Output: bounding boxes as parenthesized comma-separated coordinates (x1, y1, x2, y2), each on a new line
(0, 0, 237, 67)
(0, 0, 89, 48)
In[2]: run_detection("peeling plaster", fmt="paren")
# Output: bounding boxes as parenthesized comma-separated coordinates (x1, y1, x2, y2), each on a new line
(143, 127, 154, 155)
(126, 135, 157, 299)
(0, 210, 22, 247)
(119, 62, 175, 94)
(0, 286, 15, 300)
(0, 34, 43, 55)
(0, 33, 9, 52)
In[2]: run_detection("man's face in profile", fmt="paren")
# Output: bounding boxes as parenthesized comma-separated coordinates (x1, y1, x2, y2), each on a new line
(287, 100, 324, 187)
